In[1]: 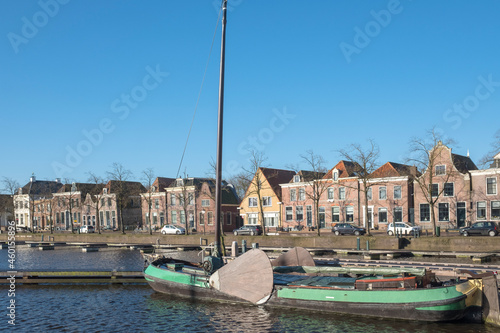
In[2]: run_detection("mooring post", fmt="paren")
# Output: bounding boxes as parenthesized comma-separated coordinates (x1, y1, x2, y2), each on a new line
(252, 242, 259, 249)
(357, 237, 360, 251)
(241, 240, 247, 253)
(366, 240, 370, 251)
(231, 241, 238, 257)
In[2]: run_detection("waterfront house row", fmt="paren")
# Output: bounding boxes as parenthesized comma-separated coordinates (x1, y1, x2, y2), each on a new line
(239, 143, 500, 232)
(13, 175, 240, 233)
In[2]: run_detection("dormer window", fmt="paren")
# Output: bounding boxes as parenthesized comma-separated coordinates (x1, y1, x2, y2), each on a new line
(103, 188, 108, 194)
(176, 179, 184, 187)
(293, 175, 301, 183)
(333, 170, 339, 181)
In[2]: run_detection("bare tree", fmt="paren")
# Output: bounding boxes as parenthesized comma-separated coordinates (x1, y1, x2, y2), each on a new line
(106, 163, 133, 234)
(406, 128, 457, 236)
(479, 129, 500, 167)
(61, 178, 80, 233)
(238, 150, 269, 236)
(87, 172, 106, 234)
(337, 139, 380, 236)
(1, 177, 19, 225)
(300, 150, 328, 236)
(141, 168, 156, 235)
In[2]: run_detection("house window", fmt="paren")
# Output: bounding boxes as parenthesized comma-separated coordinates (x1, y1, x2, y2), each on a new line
(208, 212, 213, 225)
(199, 212, 204, 225)
(101, 198, 104, 207)
(306, 206, 312, 226)
(290, 189, 297, 202)
(264, 214, 276, 227)
(444, 183, 454, 197)
(333, 170, 339, 181)
(327, 188, 334, 200)
(332, 206, 340, 222)
(263, 196, 272, 207)
(393, 186, 402, 199)
(154, 199, 159, 209)
(435, 165, 446, 175)
(285, 207, 293, 221)
(179, 194, 185, 206)
(226, 212, 231, 225)
(487, 178, 497, 195)
(339, 187, 345, 200)
(188, 193, 194, 205)
(438, 203, 449, 221)
(180, 211, 186, 224)
(106, 211, 110, 224)
(112, 211, 116, 227)
(345, 206, 353, 222)
(176, 179, 183, 187)
(491, 201, 500, 220)
(202, 199, 210, 207)
(431, 184, 439, 197)
(248, 197, 258, 207)
(367, 187, 372, 200)
(171, 211, 177, 224)
(153, 212, 158, 224)
(108, 198, 111, 207)
(319, 207, 325, 228)
(379, 208, 388, 223)
(477, 202, 486, 220)
(170, 194, 176, 205)
(379, 187, 386, 200)
(296, 206, 303, 221)
(298, 188, 305, 201)
(394, 207, 403, 222)
(248, 213, 257, 225)
(420, 204, 430, 222)
(293, 175, 300, 183)
(160, 212, 164, 225)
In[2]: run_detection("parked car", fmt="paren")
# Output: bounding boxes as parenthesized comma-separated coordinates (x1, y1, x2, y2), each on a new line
(80, 225, 95, 233)
(387, 222, 422, 236)
(160, 225, 186, 235)
(459, 222, 499, 237)
(233, 225, 262, 236)
(332, 223, 366, 236)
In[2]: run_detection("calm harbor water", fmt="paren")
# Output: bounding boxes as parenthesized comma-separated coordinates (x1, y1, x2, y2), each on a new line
(1, 246, 498, 332)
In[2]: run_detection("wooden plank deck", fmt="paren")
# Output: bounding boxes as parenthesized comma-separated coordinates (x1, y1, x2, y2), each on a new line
(0, 271, 146, 284)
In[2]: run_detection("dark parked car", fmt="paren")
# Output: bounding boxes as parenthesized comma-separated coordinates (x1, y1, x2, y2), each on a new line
(459, 221, 499, 237)
(332, 223, 366, 236)
(233, 225, 262, 236)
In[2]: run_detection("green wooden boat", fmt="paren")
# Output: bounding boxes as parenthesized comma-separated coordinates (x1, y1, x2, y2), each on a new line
(144, 248, 481, 322)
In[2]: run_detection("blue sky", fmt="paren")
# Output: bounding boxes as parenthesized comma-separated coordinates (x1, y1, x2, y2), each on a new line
(1, 0, 500, 189)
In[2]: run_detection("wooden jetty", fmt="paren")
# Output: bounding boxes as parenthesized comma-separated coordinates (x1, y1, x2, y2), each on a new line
(0, 271, 145, 284)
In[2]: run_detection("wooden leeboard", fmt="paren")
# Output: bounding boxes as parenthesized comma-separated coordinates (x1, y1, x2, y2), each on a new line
(271, 247, 315, 267)
(209, 249, 273, 304)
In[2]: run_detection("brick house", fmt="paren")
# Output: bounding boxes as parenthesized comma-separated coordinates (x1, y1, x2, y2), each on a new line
(166, 177, 240, 233)
(98, 180, 146, 231)
(280, 170, 318, 230)
(51, 182, 96, 231)
(14, 175, 63, 230)
(413, 142, 478, 230)
(239, 168, 295, 232)
(141, 177, 175, 231)
(470, 152, 500, 223)
(364, 162, 418, 231)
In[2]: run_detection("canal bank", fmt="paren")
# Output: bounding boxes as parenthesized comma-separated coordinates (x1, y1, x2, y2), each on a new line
(4, 232, 500, 253)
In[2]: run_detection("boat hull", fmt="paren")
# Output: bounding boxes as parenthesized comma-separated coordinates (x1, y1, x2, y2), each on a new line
(144, 264, 471, 322)
(269, 286, 467, 322)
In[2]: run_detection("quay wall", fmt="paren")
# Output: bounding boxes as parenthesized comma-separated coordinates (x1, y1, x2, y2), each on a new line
(3, 233, 500, 253)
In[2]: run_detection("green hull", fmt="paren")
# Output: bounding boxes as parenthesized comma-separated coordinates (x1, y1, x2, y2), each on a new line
(144, 262, 473, 322)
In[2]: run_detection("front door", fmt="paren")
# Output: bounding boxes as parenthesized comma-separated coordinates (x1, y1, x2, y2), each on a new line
(457, 202, 466, 228)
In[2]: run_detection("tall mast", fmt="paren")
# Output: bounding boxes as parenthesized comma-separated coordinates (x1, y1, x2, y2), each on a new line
(214, 0, 227, 258)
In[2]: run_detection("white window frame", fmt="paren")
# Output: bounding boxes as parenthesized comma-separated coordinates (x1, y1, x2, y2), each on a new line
(290, 189, 297, 202)
(487, 177, 497, 195)
(379, 186, 387, 200)
(327, 188, 334, 201)
(435, 165, 446, 176)
(285, 206, 293, 221)
(339, 187, 346, 200)
(248, 197, 258, 207)
(393, 186, 402, 200)
(443, 182, 454, 197)
(263, 196, 272, 207)
(298, 188, 305, 201)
